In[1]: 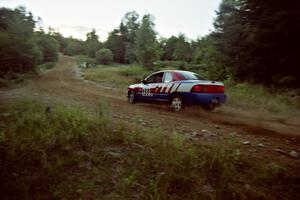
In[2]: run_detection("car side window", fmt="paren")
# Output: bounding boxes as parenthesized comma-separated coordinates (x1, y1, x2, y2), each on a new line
(164, 72, 173, 82)
(146, 72, 164, 84)
(146, 75, 155, 84)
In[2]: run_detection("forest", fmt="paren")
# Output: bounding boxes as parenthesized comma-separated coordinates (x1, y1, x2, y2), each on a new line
(0, 0, 299, 87)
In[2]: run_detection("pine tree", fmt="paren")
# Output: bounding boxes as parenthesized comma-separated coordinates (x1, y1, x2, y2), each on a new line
(135, 14, 159, 69)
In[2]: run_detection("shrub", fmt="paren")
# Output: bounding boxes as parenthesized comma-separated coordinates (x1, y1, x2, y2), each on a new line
(95, 48, 113, 65)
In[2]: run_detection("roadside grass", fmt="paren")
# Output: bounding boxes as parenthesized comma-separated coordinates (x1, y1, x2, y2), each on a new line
(0, 98, 298, 199)
(83, 64, 150, 89)
(224, 80, 300, 114)
(80, 63, 300, 114)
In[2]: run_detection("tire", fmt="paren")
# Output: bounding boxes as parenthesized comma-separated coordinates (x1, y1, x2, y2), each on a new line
(128, 90, 137, 104)
(171, 95, 184, 111)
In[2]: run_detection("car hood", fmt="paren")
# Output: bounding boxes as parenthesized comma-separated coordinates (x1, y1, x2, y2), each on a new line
(128, 83, 142, 88)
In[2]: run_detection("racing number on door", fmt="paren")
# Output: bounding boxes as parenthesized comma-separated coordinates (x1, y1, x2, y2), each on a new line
(142, 88, 153, 96)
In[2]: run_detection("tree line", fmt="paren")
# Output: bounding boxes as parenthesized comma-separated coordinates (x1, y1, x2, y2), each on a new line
(0, 7, 59, 74)
(1, 0, 299, 87)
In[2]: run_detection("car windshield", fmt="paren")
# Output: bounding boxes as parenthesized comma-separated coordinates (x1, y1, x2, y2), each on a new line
(176, 71, 205, 80)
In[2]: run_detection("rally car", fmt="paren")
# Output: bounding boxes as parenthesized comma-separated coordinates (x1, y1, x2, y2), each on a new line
(127, 70, 226, 111)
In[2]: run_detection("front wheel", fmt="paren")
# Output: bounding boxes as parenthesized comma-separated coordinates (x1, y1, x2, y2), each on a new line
(128, 90, 137, 104)
(171, 95, 184, 111)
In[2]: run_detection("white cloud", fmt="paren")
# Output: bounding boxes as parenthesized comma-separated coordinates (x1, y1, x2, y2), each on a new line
(2, 0, 222, 40)
(51, 25, 106, 40)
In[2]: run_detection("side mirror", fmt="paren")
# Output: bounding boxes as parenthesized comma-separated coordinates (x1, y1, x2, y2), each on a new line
(141, 80, 147, 84)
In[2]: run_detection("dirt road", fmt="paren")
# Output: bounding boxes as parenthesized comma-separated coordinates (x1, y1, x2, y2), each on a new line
(1, 55, 300, 169)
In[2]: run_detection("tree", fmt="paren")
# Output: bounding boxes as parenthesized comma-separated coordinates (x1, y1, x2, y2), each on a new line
(0, 7, 42, 73)
(213, 0, 300, 86)
(172, 34, 192, 62)
(84, 29, 102, 58)
(64, 38, 84, 56)
(192, 34, 228, 80)
(36, 31, 60, 63)
(135, 14, 159, 69)
(161, 36, 177, 61)
(95, 48, 113, 65)
(105, 29, 125, 63)
(121, 11, 140, 63)
(50, 31, 67, 52)
(105, 11, 140, 64)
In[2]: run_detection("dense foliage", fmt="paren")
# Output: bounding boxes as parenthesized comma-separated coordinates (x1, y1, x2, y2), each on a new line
(135, 14, 160, 69)
(0, 7, 60, 75)
(105, 11, 140, 64)
(212, 0, 300, 86)
(104, 0, 299, 86)
(1, 0, 299, 86)
(0, 7, 41, 74)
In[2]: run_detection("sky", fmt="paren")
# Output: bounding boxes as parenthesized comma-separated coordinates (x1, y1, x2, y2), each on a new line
(1, 0, 222, 41)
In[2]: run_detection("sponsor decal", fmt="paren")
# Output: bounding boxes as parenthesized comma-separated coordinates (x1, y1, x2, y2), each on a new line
(168, 83, 175, 93)
(161, 84, 169, 93)
(174, 83, 181, 92)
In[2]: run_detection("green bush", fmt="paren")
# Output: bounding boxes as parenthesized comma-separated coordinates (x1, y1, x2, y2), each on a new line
(95, 48, 113, 65)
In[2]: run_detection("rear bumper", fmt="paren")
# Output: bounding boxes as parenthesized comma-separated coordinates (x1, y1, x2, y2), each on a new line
(181, 92, 227, 105)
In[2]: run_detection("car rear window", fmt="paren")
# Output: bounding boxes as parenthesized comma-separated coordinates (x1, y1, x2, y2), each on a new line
(173, 71, 205, 81)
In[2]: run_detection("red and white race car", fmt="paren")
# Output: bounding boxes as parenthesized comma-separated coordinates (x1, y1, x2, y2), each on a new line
(127, 70, 226, 111)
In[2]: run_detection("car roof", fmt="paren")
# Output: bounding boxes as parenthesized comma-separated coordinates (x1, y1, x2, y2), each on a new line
(154, 70, 194, 74)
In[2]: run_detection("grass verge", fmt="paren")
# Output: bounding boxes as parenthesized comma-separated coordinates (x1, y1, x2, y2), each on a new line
(0, 99, 298, 199)
(224, 80, 300, 113)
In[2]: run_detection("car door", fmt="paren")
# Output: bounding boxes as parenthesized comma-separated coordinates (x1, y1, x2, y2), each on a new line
(140, 72, 164, 101)
(154, 72, 173, 101)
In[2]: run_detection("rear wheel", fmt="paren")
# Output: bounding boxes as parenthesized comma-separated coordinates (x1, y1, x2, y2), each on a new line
(128, 90, 137, 104)
(171, 95, 184, 111)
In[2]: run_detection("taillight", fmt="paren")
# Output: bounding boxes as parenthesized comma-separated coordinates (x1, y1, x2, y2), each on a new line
(191, 84, 224, 93)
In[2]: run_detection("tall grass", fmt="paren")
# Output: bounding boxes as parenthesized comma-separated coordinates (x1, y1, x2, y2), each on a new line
(0, 99, 108, 199)
(225, 80, 300, 113)
(1, 99, 297, 199)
